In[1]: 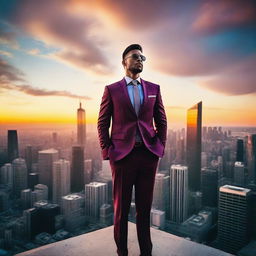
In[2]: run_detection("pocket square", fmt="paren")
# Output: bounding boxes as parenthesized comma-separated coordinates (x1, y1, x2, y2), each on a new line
(148, 95, 156, 98)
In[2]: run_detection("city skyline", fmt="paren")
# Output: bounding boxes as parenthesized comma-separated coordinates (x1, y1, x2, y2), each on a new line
(0, 1, 255, 127)
(0, 107, 256, 255)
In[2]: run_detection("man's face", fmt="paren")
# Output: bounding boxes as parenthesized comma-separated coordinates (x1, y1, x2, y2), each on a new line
(123, 49, 144, 74)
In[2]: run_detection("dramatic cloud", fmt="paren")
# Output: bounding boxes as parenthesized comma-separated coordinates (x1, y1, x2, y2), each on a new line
(192, 0, 256, 34)
(1, 0, 255, 96)
(146, 0, 256, 97)
(7, 0, 113, 74)
(0, 30, 19, 49)
(199, 56, 256, 95)
(151, 38, 237, 77)
(0, 50, 13, 57)
(1, 82, 91, 100)
(0, 57, 25, 82)
(72, 0, 179, 29)
(0, 57, 91, 100)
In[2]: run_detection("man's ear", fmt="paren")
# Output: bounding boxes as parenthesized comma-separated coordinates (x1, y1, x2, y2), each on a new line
(122, 59, 125, 68)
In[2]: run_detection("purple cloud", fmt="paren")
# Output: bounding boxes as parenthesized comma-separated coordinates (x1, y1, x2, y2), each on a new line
(199, 56, 256, 95)
(0, 57, 91, 99)
(8, 0, 113, 74)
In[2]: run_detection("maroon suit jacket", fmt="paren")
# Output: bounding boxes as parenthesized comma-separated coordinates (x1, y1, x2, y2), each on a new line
(97, 78, 167, 161)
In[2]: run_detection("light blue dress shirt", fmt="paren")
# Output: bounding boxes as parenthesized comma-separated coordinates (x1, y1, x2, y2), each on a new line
(124, 76, 144, 107)
(124, 76, 144, 142)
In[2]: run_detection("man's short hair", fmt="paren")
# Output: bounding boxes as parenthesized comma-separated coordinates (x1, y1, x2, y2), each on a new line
(122, 44, 143, 60)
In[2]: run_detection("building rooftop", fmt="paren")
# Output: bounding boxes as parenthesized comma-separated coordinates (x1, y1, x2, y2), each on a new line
(14, 222, 233, 256)
(171, 164, 188, 170)
(38, 149, 58, 154)
(220, 185, 251, 196)
(34, 200, 48, 207)
(86, 182, 107, 187)
(12, 158, 26, 164)
(34, 184, 48, 189)
(235, 162, 245, 167)
(62, 194, 82, 200)
(151, 209, 165, 215)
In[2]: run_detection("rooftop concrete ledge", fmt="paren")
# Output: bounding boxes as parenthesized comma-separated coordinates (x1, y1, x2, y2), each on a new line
(15, 222, 233, 256)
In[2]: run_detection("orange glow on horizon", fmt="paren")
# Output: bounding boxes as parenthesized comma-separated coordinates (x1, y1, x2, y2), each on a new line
(0, 115, 97, 125)
(0, 108, 255, 127)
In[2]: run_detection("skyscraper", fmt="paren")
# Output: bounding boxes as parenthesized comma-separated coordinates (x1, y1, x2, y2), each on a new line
(7, 130, 19, 162)
(84, 159, 93, 184)
(246, 134, 256, 184)
(0, 190, 9, 211)
(12, 158, 28, 197)
(170, 165, 188, 224)
(52, 132, 58, 144)
(0, 163, 13, 189)
(33, 184, 48, 202)
(71, 146, 84, 192)
(62, 194, 84, 232)
(234, 161, 245, 186)
(186, 101, 202, 192)
(201, 168, 218, 207)
(38, 149, 58, 199)
(21, 189, 32, 210)
(100, 204, 113, 225)
(77, 102, 86, 146)
(176, 137, 185, 164)
(151, 209, 165, 229)
(28, 173, 39, 191)
(152, 173, 170, 218)
(217, 185, 251, 254)
(236, 139, 244, 162)
(201, 152, 207, 168)
(39, 203, 60, 234)
(25, 145, 33, 172)
(85, 182, 108, 219)
(53, 159, 70, 205)
(23, 208, 40, 240)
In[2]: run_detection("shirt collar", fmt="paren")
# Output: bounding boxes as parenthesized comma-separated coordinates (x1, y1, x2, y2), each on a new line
(124, 76, 141, 85)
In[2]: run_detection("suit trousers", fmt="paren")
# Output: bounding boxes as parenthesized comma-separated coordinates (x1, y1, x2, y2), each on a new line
(109, 145, 159, 256)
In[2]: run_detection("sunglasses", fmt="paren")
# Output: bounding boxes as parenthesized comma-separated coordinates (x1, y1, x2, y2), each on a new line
(124, 53, 146, 62)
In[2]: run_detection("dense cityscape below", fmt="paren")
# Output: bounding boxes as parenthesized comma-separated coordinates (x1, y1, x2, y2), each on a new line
(0, 103, 255, 256)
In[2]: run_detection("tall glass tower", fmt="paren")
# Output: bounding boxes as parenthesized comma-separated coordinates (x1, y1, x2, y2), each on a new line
(71, 146, 84, 192)
(186, 101, 202, 192)
(77, 102, 86, 146)
(38, 149, 59, 199)
(170, 164, 188, 224)
(8, 130, 19, 162)
(53, 159, 71, 205)
(247, 134, 256, 184)
(236, 139, 244, 162)
(85, 182, 108, 219)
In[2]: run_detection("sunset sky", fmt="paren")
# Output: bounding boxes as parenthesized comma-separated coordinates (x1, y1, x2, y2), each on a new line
(0, 0, 255, 128)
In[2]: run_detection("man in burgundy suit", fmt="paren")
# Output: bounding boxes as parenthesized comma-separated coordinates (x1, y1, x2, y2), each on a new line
(97, 44, 167, 256)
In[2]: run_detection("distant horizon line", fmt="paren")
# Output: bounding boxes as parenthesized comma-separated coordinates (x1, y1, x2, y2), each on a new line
(0, 123, 255, 129)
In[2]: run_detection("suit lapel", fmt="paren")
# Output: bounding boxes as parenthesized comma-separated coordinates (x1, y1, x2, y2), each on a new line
(138, 78, 148, 116)
(120, 78, 137, 117)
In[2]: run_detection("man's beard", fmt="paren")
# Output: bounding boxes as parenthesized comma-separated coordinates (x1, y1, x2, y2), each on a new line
(129, 66, 143, 74)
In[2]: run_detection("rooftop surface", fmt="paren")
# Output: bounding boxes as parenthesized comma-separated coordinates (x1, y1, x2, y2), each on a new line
(38, 148, 58, 154)
(220, 185, 251, 196)
(14, 222, 233, 256)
